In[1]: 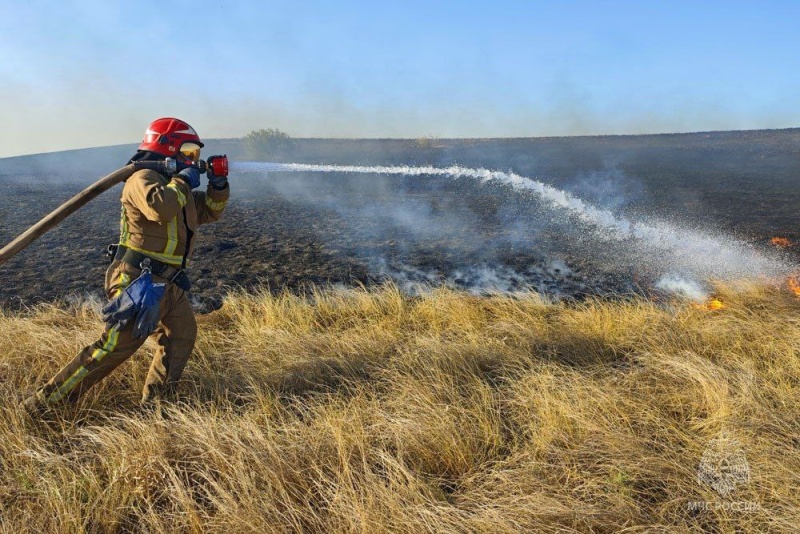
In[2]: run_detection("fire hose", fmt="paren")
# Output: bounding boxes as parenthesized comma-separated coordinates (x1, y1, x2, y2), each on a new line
(0, 155, 228, 267)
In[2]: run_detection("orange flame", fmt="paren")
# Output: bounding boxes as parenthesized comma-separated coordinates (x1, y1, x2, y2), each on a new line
(693, 298, 725, 311)
(771, 237, 792, 248)
(788, 276, 800, 297)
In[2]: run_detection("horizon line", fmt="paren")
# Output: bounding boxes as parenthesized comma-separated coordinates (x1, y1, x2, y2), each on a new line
(2, 125, 798, 160)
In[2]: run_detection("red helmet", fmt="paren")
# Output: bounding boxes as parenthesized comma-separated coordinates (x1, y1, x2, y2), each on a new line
(138, 117, 204, 157)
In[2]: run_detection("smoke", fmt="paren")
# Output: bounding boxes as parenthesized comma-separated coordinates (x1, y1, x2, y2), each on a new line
(370, 260, 587, 299)
(560, 165, 645, 213)
(4, 148, 792, 302)
(252, 170, 453, 242)
(654, 275, 709, 302)
(234, 161, 794, 297)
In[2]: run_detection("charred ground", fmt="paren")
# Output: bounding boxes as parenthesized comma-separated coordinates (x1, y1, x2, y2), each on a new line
(1, 129, 799, 311)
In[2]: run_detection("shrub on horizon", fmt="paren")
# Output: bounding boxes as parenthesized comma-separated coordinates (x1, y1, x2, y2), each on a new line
(243, 128, 293, 158)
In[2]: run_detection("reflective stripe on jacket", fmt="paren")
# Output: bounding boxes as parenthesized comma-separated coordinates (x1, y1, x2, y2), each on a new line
(119, 169, 230, 266)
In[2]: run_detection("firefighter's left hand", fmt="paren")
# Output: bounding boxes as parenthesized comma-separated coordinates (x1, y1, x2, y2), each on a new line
(177, 167, 201, 189)
(207, 166, 228, 190)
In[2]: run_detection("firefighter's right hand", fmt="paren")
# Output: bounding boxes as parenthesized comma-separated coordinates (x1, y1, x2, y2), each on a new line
(206, 162, 228, 190)
(176, 167, 201, 189)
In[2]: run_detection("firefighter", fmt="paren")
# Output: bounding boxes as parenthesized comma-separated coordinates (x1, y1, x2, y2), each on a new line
(22, 117, 229, 413)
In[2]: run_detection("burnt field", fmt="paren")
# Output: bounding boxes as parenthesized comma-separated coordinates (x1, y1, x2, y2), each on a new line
(2, 129, 800, 311)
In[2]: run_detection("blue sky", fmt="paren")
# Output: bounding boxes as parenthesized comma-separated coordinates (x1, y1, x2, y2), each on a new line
(1, 0, 799, 156)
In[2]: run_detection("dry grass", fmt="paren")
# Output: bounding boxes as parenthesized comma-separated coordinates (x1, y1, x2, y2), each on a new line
(1, 282, 799, 533)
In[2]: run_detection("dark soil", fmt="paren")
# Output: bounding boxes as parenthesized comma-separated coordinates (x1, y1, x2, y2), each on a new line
(2, 130, 799, 312)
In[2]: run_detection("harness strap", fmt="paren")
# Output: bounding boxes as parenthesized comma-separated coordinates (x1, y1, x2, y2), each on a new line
(108, 244, 191, 291)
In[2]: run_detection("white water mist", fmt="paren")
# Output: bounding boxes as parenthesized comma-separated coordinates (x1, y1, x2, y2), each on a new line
(233, 161, 793, 287)
(654, 275, 709, 302)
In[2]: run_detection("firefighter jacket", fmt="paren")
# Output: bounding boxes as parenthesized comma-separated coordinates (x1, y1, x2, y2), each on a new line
(118, 169, 229, 266)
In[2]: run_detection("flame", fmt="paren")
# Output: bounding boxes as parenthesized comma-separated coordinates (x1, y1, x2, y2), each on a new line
(771, 237, 792, 248)
(788, 276, 800, 297)
(692, 298, 725, 311)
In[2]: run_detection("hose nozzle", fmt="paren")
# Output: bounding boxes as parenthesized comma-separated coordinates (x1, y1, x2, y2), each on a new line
(131, 155, 228, 177)
(132, 158, 205, 176)
(206, 155, 229, 177)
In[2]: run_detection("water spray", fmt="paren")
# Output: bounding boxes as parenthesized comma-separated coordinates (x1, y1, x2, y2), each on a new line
(233, 161, 795, 297)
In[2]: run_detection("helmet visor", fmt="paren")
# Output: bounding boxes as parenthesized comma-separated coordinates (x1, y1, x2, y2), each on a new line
(179, 142, 202, 163)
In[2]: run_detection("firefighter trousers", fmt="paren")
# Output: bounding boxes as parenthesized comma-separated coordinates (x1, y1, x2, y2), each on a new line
(39, 260, 197, 405)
